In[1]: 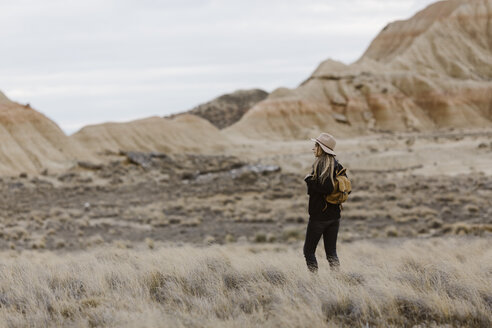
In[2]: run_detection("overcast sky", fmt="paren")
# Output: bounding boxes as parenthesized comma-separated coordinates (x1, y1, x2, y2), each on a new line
(0, 0, 436, 134)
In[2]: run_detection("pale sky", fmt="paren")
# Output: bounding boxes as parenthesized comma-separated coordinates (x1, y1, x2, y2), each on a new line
(0, 0, 437, 134)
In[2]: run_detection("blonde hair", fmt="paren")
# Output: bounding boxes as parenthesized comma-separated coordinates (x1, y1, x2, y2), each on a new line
(312, 147, 335, 185)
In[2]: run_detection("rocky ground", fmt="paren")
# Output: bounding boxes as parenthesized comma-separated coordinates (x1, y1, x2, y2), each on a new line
(1, 146, 490, 251)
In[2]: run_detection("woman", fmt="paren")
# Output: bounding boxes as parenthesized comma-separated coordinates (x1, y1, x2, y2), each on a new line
(303, 133, 343, 273)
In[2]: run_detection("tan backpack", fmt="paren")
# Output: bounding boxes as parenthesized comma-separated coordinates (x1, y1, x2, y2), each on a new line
(325, 167, 351, 206)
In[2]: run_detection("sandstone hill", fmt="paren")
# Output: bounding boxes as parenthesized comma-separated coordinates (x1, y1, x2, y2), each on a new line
(170, 89, 268, 129)
(0, 91, 93, 176)
(70, 89, 265, 158)
(3, 0, 491, 176)
(0, 91, 230, 176)
(70, 114, 231, 155)
(226, 0, 492, 139)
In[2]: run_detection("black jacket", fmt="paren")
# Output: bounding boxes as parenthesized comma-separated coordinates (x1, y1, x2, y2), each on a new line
(305, 159, 343, 221)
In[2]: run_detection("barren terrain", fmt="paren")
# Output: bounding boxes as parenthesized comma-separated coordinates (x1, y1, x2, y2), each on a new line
(1, 129, 490, 251)
(1, 1, 491, 326)
(0, 129, 490, 327)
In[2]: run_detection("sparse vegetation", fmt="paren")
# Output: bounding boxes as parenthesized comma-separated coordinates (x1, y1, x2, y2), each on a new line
(0, 237, 489, 327)
(0, 131, 490, 326)
(0, 150, 490, 250)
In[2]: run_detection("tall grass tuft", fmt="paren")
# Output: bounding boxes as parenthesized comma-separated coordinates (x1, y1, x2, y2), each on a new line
(0, 237, 490, 327)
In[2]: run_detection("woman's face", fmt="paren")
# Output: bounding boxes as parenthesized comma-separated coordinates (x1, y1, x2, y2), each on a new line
(312, 143, 322, 157)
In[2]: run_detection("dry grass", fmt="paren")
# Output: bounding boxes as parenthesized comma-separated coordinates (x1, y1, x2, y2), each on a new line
(0, 237, 490, 327)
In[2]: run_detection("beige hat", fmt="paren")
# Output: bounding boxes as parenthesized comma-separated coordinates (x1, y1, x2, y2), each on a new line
(311, 133, 336, 156)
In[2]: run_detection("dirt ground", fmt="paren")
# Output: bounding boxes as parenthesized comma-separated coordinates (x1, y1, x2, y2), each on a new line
(0, 129, 491, 251)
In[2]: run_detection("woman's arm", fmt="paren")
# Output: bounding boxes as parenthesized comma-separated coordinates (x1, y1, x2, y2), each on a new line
(305, 176, 334, 195)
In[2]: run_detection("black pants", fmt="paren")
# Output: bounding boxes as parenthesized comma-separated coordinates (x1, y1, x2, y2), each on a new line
(303, 219, 340, 272)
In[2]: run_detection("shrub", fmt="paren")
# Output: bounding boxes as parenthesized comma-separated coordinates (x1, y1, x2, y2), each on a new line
(385, 226, 398, 237)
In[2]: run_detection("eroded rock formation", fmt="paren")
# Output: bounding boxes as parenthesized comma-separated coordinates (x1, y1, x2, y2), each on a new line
(70, 114, 231, 155)
(0, 91, 93, 175)
(227, 0, 492, 139)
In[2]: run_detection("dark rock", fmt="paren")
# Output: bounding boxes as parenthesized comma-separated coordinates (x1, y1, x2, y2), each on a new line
(181, 171, 198, 180)
(8, 182, 24, 190)
(234, 171, 258, 184)
(77, 177, 93, 184)
(77, 161, 103, 170)
(149, 152, 168, 159)
(332, 113, 350, 124)
(58, 173, 78, 182)
(265, 191, 294, 200)
(168, 89, 269, 129)
(122, 151, 152, 168)
(110, 177, 123, 184)
(230, 164, 280, 178)
(121, 151, 168, 168)
(31, 178, 54, 188)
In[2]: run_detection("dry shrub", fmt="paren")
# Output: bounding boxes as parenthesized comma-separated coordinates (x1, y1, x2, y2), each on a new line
(406, 206, 438, 219)
(465, 204, 480, 213)
(385, 226, 398, 237)
(394, 294, 435, 323)
(79, 296, 104, 308)
(453, 222, 472, 235)
(222, 272, 249, 290)
(340, 231, 357, 242)
(343, 209, 368, 221)
(441, 222, 492, 236)
(151, 216, 169, 227)
(48, 275, 87, 300)
(54, 239, 66, 249)
(261, 268, 286, 286)
(321, 296, 360, 321)
(254, 233, 267, 243)
(436, 194, 456, 203)
(285, 215, 305, 223)
(266, 233, 277, 243)
(336, 272, 365, 286)
(394, 215, 418, 223)
(86, 234, 105, 246)
(235, 214, 275, 223)
(203, 235, 216, 244)
(145, 270, 174, 303)
(168, 218, 181, 224)
(145, 238, 155, 249)
(224, 234, 236, 243)
(429, 218, 444, 228)
(400, 227, 418, 237)
(181, 218, 202, 227)
(4, 227, 28, 241)
(281, 227, 304, 242)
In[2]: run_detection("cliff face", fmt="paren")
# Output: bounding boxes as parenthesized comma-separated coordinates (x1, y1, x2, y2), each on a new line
(227, 0, 492, 139)
(0, 92, 93, 175)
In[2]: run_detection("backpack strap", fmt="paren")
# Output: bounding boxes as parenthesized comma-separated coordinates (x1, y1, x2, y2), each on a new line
(336, 167, 347, 177)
